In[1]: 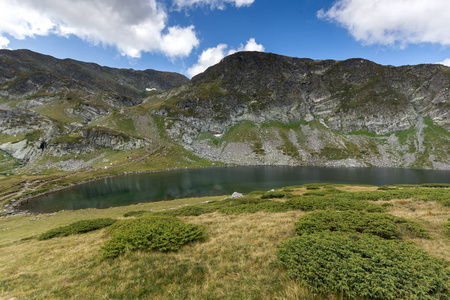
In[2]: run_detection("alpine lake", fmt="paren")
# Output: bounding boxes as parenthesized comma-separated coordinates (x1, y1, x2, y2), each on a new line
(20, 166, 450, 213)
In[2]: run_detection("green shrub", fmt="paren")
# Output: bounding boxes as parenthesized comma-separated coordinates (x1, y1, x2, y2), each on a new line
(305, 186, 320, 190)
(156, 205, 215, 217)
(378, 185, 398, 190)
(261, 191, 292, 199)
(277, 232, 449, 299)
(303, 183, 339, 190)
(286, 196, 385, 213)
(247, 191, 266, 195)
(155, 197, 279, 217)
(303, 187, 343, 196)
(101, 216, 206, 258)
(344, 188, 450, 204)
(38, 218, 116, 240)
(420, 183, 450, 188)
(295, 211, 430, 239)
(381, 202, 394, 208)
(123, 210, 149, 217)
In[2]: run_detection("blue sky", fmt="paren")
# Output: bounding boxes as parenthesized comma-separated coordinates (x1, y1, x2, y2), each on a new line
(1, 0, 450, 77)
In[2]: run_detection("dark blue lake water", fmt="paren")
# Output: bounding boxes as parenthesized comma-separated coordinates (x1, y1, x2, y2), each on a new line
(20, 166, 450, 213)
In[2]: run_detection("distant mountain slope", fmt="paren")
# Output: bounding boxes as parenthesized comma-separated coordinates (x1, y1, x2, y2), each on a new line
(155, 52, 450, 169)
(0, 49, 188, 108)
(0, 49, 189, 172)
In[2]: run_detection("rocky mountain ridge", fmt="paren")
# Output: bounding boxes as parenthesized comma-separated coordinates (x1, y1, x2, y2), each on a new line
(0, 49, 449, 172)
(155, 52, 449, 169)
(160, 52, 449, 134)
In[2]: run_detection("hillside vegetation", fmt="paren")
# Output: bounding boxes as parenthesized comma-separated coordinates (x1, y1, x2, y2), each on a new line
(0, 49, 449, 214)
(0, 50, 449, 174)
(0, 184, 449, 299)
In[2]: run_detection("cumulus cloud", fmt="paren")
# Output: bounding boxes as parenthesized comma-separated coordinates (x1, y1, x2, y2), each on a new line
(0, 36, 9, 49)
(187, 38, 264, 77)
(0, 0, 199, 58)
(187, 44, 228, 77)
(318, 0, 450, 47)
(228, 37, 265, 55)
(173, 0, 254, 10)
(437, 58, 450, 67)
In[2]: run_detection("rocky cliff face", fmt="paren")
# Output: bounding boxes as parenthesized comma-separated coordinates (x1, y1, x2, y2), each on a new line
(0, 50, 448, 172)
(156, 52, 450, 169)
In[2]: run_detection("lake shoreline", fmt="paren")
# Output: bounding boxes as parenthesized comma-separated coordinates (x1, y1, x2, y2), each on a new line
(11, 165, 450, 215)
(9, 165, 225, 215)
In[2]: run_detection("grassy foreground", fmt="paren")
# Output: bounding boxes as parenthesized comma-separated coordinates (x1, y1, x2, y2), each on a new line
(0, 185, 449, 299)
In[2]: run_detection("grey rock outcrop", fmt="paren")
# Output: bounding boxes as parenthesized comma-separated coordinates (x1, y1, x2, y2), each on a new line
(155, 52, 450, 169)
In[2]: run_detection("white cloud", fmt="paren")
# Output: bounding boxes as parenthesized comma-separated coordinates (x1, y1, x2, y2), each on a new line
(0, 0, 199, 58)
(173, 0, 254, 10)
(437, 58, 450, 67)
(187, 38, 264, 77)
(0, 36, 9, 49)
(239, 37, 265, 51)
(187, 44, 228, 77)
(318, 0, 450, 47)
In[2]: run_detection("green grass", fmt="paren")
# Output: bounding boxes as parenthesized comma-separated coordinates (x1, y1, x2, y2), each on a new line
(151, 115, 170, 141)
(277, 130, 300, 158)
(260, 120, 305, 130)
(347, 130, 387, 137)
(38, 218, 116, 240)
(340, 187, 450, 206)
(222, 121, 259, 143)
(0, 185, 448, 299)
(195, 120, 263, 148)
(52, 134, 83, 144)
(0, 132, 27, 144)
(32, 99, 82, 124)
(395, 126, 416, 147)
(24, 130, 44, 142)
(0, 150, 23, 173)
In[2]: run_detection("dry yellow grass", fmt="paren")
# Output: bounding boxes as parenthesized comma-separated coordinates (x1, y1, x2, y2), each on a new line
(335, 186, 378, 192)
(0, 210, 311, 299)
(0, 186, 448, 299)
(0, 195, 224, 245)
(384, 199, 450, 259)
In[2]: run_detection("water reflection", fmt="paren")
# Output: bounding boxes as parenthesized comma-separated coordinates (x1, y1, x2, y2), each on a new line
(20, 166, 450, 213)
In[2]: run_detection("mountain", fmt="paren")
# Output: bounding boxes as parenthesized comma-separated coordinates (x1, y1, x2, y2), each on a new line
(155, 52, 449, 169)
(0, 49, 188, 108)
(0, 50, 449, 174)
(0, 49, 188, 172)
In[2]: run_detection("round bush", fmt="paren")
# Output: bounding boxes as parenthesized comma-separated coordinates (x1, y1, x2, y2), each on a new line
(123, 210, 149, 217)
(295, 210, 430, 239)
(101, 216, 206, 258)
(285, 196, 385, 213)
(277, 232, 449, 299)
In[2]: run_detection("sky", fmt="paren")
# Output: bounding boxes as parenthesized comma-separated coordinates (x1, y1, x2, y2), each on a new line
(1, 0, 450, 78)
